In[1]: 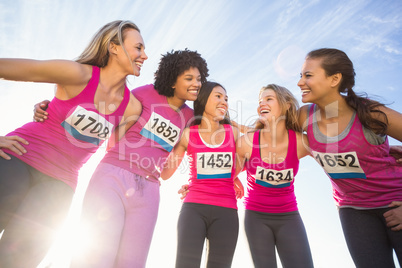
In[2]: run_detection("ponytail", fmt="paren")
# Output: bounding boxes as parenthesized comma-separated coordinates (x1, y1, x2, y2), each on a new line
(307, 48, 388, 135)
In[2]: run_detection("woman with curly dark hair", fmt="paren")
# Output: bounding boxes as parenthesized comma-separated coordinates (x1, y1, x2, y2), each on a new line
(34, 48, 209, 267)
(76, 49, 208, 267)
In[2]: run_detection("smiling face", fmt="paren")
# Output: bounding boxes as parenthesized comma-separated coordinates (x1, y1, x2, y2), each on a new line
(172, 67, 202, 102)
(117, 28, 148, 77)
(297, 58, 336, 104)
(258, 88, 284, 124)
(203, 86, 228, 122)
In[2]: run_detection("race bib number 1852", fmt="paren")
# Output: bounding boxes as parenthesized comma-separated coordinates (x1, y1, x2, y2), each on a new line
(312, 151, 366, 179)
(140, 112, 181, 152)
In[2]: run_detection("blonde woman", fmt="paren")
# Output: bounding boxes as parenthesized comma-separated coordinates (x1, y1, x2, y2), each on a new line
(235, 84, 314, 268)
(0, 20, 147, 267)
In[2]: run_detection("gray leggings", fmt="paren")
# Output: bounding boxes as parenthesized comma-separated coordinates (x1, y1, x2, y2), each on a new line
(339, 207, 402, 268)
(176, 202, 239, 268)
(0, 156, 73, 268)
(244, 209, 314, 268)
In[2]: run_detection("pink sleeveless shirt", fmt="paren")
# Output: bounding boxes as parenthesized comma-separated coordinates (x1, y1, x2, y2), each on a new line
(5, 66, 130, 190)
(101, 84, 194, 181)
(244, 129, 299, 213)
(184, 124, 237, 209)
(307, 104, 402, 208)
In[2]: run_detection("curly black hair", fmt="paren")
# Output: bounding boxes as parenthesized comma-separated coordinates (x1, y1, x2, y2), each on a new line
(154, 49, 209, 97)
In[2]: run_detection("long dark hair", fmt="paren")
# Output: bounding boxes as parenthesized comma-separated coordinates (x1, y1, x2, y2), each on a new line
(192, 81, 231, 126)
(307, 48, 387, 135)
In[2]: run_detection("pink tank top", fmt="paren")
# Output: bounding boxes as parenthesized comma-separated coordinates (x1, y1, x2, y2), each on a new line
(101, 84, 194, 181)
(307, 104, 402, 208)
(244, 129, 299, 213)
(5, 66, 130, 190)
(184, 124, 237, 209)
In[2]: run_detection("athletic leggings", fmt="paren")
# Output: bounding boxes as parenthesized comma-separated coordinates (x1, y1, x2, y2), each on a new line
(0, 156, 73, 268)
(176, 202, 239, 268)
(244, 209, 314, 268)
(339, 207, 402, 268)
(70, 163, 160, 268)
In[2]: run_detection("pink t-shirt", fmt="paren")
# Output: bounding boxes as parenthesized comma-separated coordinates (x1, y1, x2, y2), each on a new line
(101, 84, 194, 181)
(244, 129, 299, 213)
(184, 124, 237, 209)
(307, 104, 402, 208)
(5, 66, 130, 190)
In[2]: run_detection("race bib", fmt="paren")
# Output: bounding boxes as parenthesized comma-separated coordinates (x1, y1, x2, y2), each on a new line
(253, 166, 294, 188)
(61, 106, 113, 145)
(196, 152, 233, 179)
(140, 112, 180, 152)
(312, 151, 366, 179)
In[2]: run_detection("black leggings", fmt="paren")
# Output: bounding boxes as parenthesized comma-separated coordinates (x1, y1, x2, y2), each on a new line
(0, 156, 73, 268)
(244, 209, 314, 268)
(339, 207, 402, 268)
(176, 202, 239, 268)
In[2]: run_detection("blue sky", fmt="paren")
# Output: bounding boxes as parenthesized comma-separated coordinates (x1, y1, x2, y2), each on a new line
(1, 0, 401, 267)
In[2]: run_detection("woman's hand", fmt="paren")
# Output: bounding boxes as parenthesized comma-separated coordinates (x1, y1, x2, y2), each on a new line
(178, 184, 189, 200)
(390, 145, 402, 164)
(234, 177, 244, 199)
(384, 201, 402, 231)
(33, 100, 50, 122)
(0, 136, 29, 160)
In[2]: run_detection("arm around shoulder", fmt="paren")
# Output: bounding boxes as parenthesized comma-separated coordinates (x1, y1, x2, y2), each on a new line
(160, 127, 190, 180)
(298, 105, 309, 132)
(234, 132, 253, 177)
(296, 132, 311, 159)
(378, 106, 402, 142)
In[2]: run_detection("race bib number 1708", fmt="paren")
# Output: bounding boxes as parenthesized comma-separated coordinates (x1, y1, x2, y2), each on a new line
(61, 106, 113, 145)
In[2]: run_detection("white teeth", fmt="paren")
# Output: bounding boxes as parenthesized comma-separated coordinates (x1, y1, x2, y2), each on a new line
(135, 62, 143, 67)
(301, 90, 310, 94)
(260, 109, 269, 114)
(218, 108, 226, 113)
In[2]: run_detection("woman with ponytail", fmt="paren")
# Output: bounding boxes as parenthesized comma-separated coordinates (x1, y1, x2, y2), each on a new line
(298, 48, 402, 268)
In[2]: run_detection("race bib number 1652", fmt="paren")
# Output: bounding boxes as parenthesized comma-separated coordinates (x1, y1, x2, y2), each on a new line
(312, 151, 366, 179)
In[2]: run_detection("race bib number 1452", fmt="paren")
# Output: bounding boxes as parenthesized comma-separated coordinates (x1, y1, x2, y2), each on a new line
(196, 152, 233, 179)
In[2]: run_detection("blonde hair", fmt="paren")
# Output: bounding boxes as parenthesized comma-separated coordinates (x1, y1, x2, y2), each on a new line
(76, 20, 140, 67)
(255, 84, 301, 132)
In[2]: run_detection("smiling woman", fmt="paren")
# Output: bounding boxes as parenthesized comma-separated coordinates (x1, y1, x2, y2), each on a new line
(0, 20, 147, 268)
(160, 81, 244, 268)
(2, 1, 402, 268)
